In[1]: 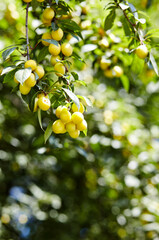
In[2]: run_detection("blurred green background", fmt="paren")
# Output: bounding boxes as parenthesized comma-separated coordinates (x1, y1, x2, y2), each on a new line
(1, 0, 159, 239)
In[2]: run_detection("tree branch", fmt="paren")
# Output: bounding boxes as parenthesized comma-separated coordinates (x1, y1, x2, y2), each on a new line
(26, 3, 30, 60)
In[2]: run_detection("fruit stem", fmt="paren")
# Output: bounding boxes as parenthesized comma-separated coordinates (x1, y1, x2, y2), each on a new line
(26, 3, 30, 60)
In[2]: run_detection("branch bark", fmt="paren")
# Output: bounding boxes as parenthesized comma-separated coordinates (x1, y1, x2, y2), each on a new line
(26, 3, 30, 60)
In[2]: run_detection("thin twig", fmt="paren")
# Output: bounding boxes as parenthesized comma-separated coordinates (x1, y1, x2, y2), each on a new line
(26, 3, 30, 60)
(123, 10, 136, 28)
(118, 4, 144, 44)
(118, 4, 136, 30)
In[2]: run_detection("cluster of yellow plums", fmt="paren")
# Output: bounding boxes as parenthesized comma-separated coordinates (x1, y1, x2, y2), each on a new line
(99, 44, 148, 78)
(14, 59, 45, 95)
(52, 102, 87, 138)
(99, 56, 123, 78)
(41, 8, 73, 77)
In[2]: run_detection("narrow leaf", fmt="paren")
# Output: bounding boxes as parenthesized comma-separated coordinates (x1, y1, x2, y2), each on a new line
(71, 72, 79, 80)
(44, 122, 53, 143)
(63, 88, 80, 109)
(104, 9, 116, 31)
(38, 108, 44, 131)
(37, 46, 49, 63)
(72, 52, 85, 63)
(149, 52, 159, 76)
(120, 75, 129, 92)
(83, 129, 87, 136)
(51, 22, 59, 31)
(58, 19, 83, 39)
(41, 39, 58, 46)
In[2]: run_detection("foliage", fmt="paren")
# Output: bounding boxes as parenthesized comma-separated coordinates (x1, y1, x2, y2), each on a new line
(0, 0, 159, 239)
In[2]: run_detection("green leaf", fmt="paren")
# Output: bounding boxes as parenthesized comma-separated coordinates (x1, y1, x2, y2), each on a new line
(58, 19, 83, 39)
(63, 88, 80, 109)
(51, 22, 59, 31)
(77, 95, 93, 107)
(29, 91, 39, 112)
(70, 33, 79, 41)
(41, 39, 59, 46)
(2, 47, 17, 61)
(120, 75, 129, 92)
(71, 72, 79, 80)
(37, 46, 49, 63)
(38, 108, 44, 131)
(149, 52, 159, 76)
(3, 69, 17, 84)
(83, 129, 87, 136)
(72, 52, 85, 63)
(44, 122, 53, 143)
(145, 29, 159, 39)
(131, 54, 144, 75)
(121, 16, 132, 36)
(15, 68, 32, 85)
(75, 80, 87, 86)
(31, 0, 39, 11)
(104, 9, 116, 31)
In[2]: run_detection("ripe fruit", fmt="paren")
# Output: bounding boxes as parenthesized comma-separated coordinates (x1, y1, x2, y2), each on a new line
(54, 62, 65, 77)
(60, 109, 71, 123)
(33, 97, 38, 112)
(25, 73, 36, 87)
(72, 102, 84, 113)
(51, 28, 64, 41)
(38, 96, 51, 111)
(42, 8, 55, 21)
(99, 38, 109, 48)
(19, 83, 31, 95)
(100, 58, 111, 70)
(113, 66, 123, 77)
(61, 43, 73, 57)
(55, 106, 67, 118)
(52, 119, 66, 134)
(76, 119, 87, 131)
(41, 32, 52, 46)
(25, 60, 37, 71)
(23, 0, 32, 2)
(49, 43, 61, 56)
(42, 17, 51, 26)
(65, 122, 76, 132)
(71, 112, 84, 124)
(136, 45, 148, 59)
(35, 66, 45, 79)
(69, 129, 80, 138)
(51, 55, 60, 66)
(37, 0, 44, 2)
(104, 69, 114, 78)
(81, 5, 89, 15)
